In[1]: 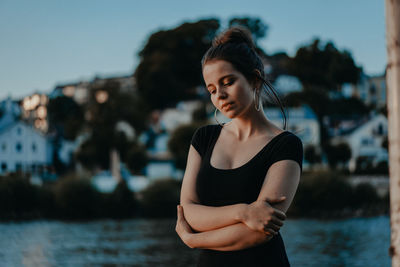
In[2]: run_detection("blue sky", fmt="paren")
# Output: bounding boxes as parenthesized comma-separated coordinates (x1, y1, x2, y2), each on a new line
(0, 0, 385, 100)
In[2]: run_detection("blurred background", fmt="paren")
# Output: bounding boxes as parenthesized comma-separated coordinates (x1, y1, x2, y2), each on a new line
(0, 0, 390, 266)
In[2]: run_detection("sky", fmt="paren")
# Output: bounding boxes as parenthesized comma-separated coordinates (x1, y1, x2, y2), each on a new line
(0, 0, 386, 100)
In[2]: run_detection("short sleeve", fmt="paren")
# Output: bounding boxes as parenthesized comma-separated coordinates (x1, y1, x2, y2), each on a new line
(269, 133, 303, 172)
(191, 126, 207, 158)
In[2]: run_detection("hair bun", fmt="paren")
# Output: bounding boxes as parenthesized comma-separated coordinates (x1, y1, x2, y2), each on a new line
(212, 26, 256, 50)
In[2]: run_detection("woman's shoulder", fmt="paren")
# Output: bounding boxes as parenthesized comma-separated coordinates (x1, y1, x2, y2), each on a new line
(284, 130, 302, 141)
(194, 123, 222, 135)
(191, 124, 221, 157)
(277, 130, 303, 147)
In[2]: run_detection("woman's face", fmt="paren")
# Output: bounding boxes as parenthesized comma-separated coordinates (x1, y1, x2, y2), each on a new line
(202, 60, 255, 119)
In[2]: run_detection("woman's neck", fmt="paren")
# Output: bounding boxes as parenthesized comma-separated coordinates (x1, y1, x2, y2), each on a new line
(225, 108, 273, 141)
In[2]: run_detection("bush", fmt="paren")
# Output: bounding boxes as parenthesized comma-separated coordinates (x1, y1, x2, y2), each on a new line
(126, 143, 148, 174)
(103, 180, 137, 219)
(139, 178, 181, 218)
(350, 183, 380, 208)
(290, 171, 352, 216)
(53, 176, 103, 219)
(0, 174, 41, 219)
(289, 171, 388, 218)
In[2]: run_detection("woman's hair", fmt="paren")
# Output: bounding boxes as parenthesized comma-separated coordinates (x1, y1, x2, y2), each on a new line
(201, 26, 287, 129)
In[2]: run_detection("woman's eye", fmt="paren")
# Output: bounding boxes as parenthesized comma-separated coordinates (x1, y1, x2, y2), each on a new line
(223, 81, 233, 87)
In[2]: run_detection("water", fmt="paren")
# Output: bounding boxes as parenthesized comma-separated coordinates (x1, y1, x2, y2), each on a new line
(0, 216, 391, 267)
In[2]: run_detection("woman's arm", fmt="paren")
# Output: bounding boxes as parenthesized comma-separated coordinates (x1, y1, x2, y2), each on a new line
(176, 205, 273, 251)
(181, 145, 286, 232)
(187, 222, 274, 251)
(181, 145, 287, 233)
(180, 145, 248, 232)
(177, 159, 301, 251)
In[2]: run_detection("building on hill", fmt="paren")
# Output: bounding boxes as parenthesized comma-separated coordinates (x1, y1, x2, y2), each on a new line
(0, 96, 80, 177)
(0, 121, 52, 175)
(330, 113, 388, 172)
(342, 72, 386, 110)
(0, 97, 21, 129)
(367, 74, 386, 109)
(50, 81, 91, 105)
(50, 74, 136, 105)
(20, 93, 49, 133)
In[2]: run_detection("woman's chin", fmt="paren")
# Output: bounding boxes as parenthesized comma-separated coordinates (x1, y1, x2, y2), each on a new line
(222, 112, 236, 119)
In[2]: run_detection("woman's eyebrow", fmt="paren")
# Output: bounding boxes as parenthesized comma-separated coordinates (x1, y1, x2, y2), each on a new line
(206, 74, 235, 88)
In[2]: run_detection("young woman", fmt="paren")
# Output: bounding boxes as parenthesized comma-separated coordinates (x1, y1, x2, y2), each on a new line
(175, 26, 303, 266)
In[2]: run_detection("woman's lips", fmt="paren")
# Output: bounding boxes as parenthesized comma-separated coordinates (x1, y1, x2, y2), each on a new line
(222, 102, 234, 111)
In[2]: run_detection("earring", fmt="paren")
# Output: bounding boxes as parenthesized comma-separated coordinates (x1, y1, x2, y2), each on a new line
(214, 108, 224, 127)
(253, 89, 261, 111)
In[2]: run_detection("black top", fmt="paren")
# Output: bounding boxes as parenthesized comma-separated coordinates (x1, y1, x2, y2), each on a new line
(190, 124, 303, 267)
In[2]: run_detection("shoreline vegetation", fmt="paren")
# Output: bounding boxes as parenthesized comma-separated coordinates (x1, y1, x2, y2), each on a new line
(0, 171, 389, 222)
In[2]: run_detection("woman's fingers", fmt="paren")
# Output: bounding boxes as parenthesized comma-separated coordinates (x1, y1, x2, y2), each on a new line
(264, 196, 286, 204)
(265, 223, 280, 232)
(262, 215, 284, 233)
(270, 216, 284, 227)
(273, 209, 287, 221)
(263, 225, 277, 236)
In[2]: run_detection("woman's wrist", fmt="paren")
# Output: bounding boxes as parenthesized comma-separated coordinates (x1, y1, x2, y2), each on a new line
(235, 203, 248, 223)
(182, 232, 196, 249)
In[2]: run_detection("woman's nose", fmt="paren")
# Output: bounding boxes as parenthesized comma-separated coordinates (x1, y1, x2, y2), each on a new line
(216, 88, 227, 99)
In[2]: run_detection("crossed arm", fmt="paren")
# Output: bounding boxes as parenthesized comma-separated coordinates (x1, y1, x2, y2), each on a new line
(176, 145, 301, 251)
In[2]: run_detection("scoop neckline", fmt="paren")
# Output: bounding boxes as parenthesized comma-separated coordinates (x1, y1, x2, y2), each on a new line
(208, 124, 289, 172)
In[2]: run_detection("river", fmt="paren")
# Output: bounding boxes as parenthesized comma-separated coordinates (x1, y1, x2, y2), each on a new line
(0, 216, 390, 266)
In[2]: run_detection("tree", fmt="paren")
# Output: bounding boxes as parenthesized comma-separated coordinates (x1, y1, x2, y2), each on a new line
(324, 143, 352, 170)
(265, 51, 292, 80)
(47, 96, 84, 140)
(76, 80, 150, 170)
(289, 39, 362, 91)
(228, 17, 268, 43)
(135, 19, 220, 109)
(385, 0, 400, 263)
(304, 145, 321, 168)
(126, 142, 148, 174)
(135, 17, 271, 110)
(47, 96, 85, 173)
(168, 123, 201, 169)
(192, 101, 208, 122)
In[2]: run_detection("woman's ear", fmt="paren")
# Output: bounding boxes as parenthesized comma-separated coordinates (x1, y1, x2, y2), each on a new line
(253, 69, 263, 89)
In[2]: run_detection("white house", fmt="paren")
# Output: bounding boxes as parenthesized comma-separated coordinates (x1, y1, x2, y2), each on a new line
(264, 105, 320, 147)
(273, 75, 302, 96)
(0, 121, 53, 174)
(160, 100, 202, 132)
(331, 114, 388, 172)
(0, 97, 21, 129)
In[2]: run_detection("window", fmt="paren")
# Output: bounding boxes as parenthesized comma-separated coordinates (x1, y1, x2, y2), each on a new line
(1, 143, 6, 152)
(361, 138, 373, 146)
(17, 127, 22, 135)
(378, 124, 384, 135)
(1, 162, 7, 171)
(32, 143, 37, 152)
(15, 162, 22, 171)
(369, 84, 376, 95)
(381, 88, 386, 102)
(16, 142, 22, 153)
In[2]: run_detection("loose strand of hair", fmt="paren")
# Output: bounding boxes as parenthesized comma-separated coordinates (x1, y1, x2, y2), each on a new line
(260, 77, 287, 130)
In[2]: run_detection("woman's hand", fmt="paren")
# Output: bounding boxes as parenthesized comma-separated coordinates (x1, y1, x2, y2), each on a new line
(240, 196, 287, 235)
(175, 205, 195, 248)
